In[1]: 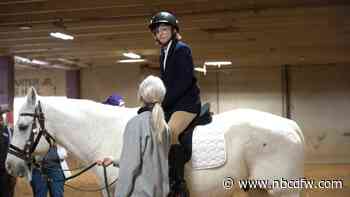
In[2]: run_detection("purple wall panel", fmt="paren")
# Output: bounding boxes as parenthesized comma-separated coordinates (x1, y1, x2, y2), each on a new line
(66, 70, 80, 98)
(0, 56, 14, 108)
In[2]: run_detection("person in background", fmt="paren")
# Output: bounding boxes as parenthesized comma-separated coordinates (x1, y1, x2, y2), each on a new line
(98, 75, 171, 197)
(0, 105, 17, 197)
(30, 144, 70, 197)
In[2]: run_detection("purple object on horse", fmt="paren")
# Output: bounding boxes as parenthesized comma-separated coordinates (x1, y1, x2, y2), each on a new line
(103, 94, 125, 106)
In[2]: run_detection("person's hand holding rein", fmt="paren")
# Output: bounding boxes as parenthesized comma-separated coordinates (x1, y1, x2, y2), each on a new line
(96, 156, 114, 167)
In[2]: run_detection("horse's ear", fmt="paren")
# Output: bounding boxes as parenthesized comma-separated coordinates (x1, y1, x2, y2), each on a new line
(26, 87, 37, 106)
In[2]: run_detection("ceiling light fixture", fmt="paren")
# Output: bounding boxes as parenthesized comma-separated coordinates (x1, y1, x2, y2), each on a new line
(14, 56, 31, 64)
(117, 59, 146, 63)
(19, 25, 32, 30)
(50, 32, 74, 40)
(31, 59, 49, 66)
(57, 58, 88, 67)
(204, 61, 232, 68)
(15, 56, 73, 70)
(123, 52, 141, 59)
(194, 65, 207, 75)
(15, 56, 48, 66)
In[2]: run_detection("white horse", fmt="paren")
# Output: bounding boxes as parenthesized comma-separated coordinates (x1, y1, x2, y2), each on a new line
(6, 88, 304, 197)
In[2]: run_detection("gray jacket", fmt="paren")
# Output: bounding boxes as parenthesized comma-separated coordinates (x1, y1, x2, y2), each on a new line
(115, 111, 170, 197)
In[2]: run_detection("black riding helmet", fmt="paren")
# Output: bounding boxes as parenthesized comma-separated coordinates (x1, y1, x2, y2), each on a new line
(149, 11, 179, 32)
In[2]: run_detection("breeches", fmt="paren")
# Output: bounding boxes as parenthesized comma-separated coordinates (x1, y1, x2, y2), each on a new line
(168, 111, 196, 144)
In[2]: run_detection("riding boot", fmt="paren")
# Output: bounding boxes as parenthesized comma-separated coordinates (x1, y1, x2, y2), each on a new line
(168, 144, 190, 197)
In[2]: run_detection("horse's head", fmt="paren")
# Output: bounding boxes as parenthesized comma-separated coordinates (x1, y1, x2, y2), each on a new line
(6, 87, 51, 178)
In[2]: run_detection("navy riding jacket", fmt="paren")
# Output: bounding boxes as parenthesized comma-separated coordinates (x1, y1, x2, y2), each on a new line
(160, 40, 201, 120)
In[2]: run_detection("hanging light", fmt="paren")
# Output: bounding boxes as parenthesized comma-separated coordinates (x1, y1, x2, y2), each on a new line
(204, 61, 232, 68)
(117, 59, 146, 63)
(194, 65, 207, 75)
(123, 52, 141, 59)
(50, 32, 74, 40)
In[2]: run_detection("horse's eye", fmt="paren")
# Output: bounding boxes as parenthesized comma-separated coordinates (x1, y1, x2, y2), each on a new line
(18, 124, 29, 131)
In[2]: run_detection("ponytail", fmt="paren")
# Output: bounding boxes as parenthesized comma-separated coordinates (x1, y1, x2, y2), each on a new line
(151, 103, 167, 143)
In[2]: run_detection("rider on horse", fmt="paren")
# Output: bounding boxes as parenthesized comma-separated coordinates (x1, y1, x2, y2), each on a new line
(149, 11, 203, 196)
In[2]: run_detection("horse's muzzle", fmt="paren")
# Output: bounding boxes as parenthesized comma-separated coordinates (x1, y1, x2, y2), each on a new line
(5, 155, 27, 177)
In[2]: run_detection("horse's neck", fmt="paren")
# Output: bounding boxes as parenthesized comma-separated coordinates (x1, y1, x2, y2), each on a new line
(42, 98, 137, 163)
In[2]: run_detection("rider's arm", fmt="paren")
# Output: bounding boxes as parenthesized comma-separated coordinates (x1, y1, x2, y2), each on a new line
(162, 46, 194, 109)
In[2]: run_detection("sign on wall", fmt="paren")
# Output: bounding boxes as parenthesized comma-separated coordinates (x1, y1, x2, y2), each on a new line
(15, 78, 56, 96)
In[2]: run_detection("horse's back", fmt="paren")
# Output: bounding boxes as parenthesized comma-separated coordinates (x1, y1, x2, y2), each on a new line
(202, 108, 304, 168)
(209, 108, 303, 142)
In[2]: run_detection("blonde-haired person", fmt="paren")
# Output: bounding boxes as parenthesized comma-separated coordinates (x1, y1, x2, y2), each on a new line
(98, 75, 171, 197)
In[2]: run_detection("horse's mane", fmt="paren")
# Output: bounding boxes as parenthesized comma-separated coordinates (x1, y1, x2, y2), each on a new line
(14, 96, 138, 123)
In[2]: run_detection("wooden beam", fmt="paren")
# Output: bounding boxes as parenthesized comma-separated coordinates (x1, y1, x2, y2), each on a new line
(1, 1, 349, 26)
(0, 0, 48, 5)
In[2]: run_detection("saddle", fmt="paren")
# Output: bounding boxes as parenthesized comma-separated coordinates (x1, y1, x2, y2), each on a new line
(191, 102, 213, 127)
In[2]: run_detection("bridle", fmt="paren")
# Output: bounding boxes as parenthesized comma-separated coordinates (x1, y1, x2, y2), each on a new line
(8, 101, 55, 167)
(7, 101, 116, 197)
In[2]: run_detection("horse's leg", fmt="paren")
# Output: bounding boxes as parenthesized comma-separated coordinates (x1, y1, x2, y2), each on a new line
(242, 126, 304, 197)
